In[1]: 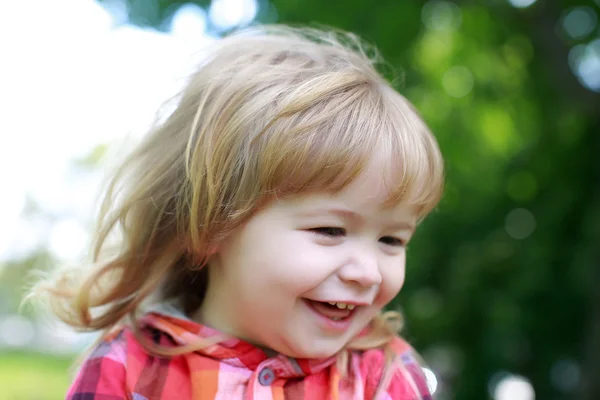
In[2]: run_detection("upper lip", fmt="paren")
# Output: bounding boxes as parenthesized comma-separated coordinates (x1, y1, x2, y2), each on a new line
(307, 299, 370, 306)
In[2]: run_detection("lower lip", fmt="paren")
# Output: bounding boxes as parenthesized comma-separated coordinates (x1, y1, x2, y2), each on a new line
(303, 299, 356, 332)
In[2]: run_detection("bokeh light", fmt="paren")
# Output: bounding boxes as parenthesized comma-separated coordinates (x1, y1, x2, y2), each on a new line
(421, 1, 462, 31)
(505, 208, 536, 240)
(569, 40, 600, 92)
(209, 0, 258, 31)
(423, 344, 463, 379)
(170, 3, 208, 41)
(493, 374, 535, 400)
(507, 0, 537, 9)
(562, 6, 597, 40)
(550, 359, 580, 393)
(442, 66, 474, 98)
(423, 367, 439, 394)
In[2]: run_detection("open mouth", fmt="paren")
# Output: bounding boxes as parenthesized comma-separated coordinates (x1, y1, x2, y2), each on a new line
(303, 299, 358, 322)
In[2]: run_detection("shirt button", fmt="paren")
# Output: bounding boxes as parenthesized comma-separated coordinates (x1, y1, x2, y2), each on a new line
(258, 367, 275, 386)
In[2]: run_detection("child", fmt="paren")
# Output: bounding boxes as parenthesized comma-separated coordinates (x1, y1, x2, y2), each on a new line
(33, 25, 443, 399)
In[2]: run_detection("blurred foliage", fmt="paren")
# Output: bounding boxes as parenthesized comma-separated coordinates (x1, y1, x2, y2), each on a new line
(0, 352, 71, 400)
(5, 0, 598, 399)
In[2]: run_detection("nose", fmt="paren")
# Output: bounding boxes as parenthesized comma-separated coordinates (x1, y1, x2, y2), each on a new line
(337, 245, 382, 288)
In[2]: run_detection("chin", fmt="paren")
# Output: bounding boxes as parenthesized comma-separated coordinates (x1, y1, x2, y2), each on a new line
(292, 341, 345, 360)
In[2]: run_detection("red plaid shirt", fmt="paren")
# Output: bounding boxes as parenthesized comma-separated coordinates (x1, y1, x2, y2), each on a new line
(67, 307, 432, 399)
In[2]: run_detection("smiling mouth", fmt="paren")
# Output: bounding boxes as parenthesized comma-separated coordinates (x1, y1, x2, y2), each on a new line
(304, 299, 358, 321)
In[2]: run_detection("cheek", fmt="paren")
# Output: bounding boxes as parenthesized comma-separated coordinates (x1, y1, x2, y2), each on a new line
(234, 232, 331, 286)
(376, 261, 406, 305)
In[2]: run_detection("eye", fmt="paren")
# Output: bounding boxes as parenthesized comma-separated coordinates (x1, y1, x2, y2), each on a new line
(310, 227, 346, 237)
(379, 236, 405, 247)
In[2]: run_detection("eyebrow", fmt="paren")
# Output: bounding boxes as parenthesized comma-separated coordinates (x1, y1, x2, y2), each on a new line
(298, 207, 416, 231)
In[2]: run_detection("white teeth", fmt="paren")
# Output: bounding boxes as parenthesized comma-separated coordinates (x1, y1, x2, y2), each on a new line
(324, 301, 357, 310)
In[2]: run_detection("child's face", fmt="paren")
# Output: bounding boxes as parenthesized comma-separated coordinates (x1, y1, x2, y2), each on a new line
(200, 158, 419, 359)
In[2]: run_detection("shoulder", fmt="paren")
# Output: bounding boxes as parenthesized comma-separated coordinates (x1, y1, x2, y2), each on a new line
(67, 329, 129, 400)
(68, 326, 194, 400)
(359, 336, 433, 400)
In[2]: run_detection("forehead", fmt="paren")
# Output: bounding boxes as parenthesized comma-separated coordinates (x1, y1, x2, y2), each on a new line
(339, 158, 394, 204)
(280, 157, 420, 221)
(334, 154, 416, 207)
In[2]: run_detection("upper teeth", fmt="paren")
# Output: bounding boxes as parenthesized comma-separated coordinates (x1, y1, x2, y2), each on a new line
(328, 302, 355, 310)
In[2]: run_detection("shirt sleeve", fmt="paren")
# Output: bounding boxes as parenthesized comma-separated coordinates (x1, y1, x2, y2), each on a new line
(66, 330, 129, 400)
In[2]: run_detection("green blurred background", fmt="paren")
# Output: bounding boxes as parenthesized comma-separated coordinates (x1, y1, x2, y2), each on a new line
(1, 0, 599, 399)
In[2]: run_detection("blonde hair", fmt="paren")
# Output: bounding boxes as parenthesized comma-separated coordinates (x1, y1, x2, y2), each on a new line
(30, 25, 443, 398)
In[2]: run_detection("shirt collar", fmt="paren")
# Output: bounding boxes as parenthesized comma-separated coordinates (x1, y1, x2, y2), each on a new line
(139, 303, 337, 377)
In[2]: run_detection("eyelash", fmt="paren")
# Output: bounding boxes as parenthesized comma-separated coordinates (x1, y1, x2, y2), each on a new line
(309, 227, 405, 246)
